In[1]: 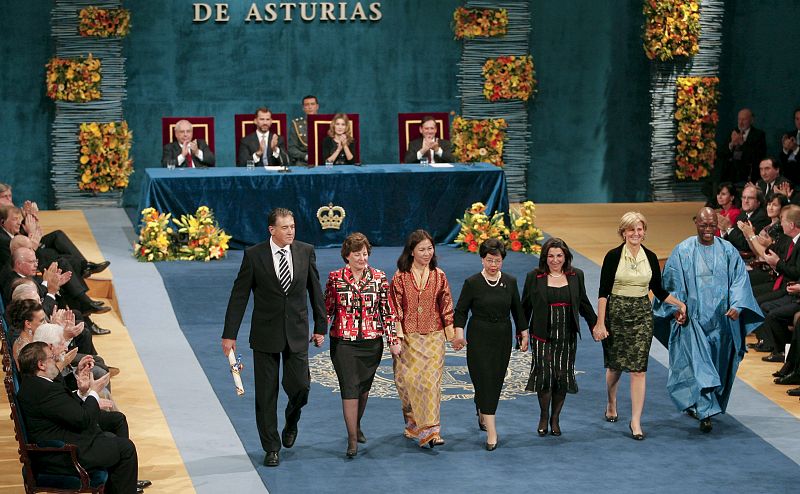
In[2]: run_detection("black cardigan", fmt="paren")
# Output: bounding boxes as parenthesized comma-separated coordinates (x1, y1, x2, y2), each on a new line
(521, 268, 598, 341)
(598, 243, 669, 301)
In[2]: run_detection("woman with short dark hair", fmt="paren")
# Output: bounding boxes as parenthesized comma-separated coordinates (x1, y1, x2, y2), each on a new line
(453, 238, 528, 451)
(325, 232, 401, 458)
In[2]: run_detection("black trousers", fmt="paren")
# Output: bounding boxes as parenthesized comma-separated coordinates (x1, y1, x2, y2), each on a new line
(759, 295, 799, 351)
(253, 345, 310, 452)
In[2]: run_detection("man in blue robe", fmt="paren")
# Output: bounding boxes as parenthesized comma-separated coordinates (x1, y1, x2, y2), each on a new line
(653, 207, 764, 432)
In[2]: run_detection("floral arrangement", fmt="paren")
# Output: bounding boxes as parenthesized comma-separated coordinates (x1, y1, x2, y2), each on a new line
(482, 55, 536, 102)
(643, 0, 701, 61)
(78, 121, 134, 193)
(172, 206, 232, 261)
(674, 76, 719, 180)
(455, 202, 510, 253)
(45, 55, 102, 102)
(451, 116, 507, 167)
(79, 7, 131, 38)
(508, 201, 544, 255)
(134, 208, 174, 262)
(453, 7, 508, 39)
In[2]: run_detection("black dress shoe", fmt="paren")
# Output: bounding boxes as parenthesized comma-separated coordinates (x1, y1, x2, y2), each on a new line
(700, 418, 713, 433)
(356, 429, 366, 444)
(432, 436, 445, 446)
(762, 352, 785, 363)
(136, 489, 144, 494)
(83, 260, 110, 278)
(787, 386, 800, 397)
(90, 324, 112, 335)
(263, 451, 279, 467)
(478, 416, 487, 431)
(137, 480, 152, 489)
(775, 371, 800, 385)
(629, 422, 645, 440)
(281, 428, 297, 448)
(550, 419, 561, 437)
(686, 409, 697, 419)
(84, 304, 111, 315)
(747, 341, 764, 350)
(754, 344, 774, 353)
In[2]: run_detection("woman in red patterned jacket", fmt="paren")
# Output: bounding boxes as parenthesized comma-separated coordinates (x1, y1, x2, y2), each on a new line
(325, 232, 402, 458)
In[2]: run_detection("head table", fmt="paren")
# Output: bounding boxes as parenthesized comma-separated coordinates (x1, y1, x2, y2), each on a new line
(137, 163, 509, 248)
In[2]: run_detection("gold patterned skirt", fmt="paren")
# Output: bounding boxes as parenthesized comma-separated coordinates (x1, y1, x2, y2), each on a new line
(393, 330, 445, 446)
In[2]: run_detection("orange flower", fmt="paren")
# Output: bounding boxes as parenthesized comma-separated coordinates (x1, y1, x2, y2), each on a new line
(511, 241, 522, 251)
(468, 242, 478, 252)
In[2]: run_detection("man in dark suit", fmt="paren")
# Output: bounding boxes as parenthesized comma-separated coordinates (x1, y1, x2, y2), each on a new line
(404, 116, 456, 164)
(718, 183, 770, 251)
(237, 107, 289, 166)
(16, 342, 138, 494)
(718, 108, 767, 185)
(160, 119, 215, 168)
(755, 157, 792, 197)
(222, 208, 326, 467)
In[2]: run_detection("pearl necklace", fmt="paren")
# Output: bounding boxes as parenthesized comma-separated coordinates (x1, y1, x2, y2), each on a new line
(548, 272, 563, 278)
(481, 269, 501, 287)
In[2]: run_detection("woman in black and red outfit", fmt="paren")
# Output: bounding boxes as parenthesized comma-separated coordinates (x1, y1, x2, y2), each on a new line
(325, 232, 401, 458)
(521, 238, 597, 437)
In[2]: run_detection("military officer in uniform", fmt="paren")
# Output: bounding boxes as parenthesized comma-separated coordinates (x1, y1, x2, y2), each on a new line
(288, 95, 319, 166)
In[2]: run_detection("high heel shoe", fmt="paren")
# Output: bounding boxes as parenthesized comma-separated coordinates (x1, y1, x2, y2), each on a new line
(476, 406, 487, 431)
(629, 422, 645, 441)
(485, 442, 497, 451)
(346, 442, 358, 458)
(550, 419, 561, 437)
(604, 413, 618, 422)
(356, 429, 367, 444)
(537, 417, 549, 437)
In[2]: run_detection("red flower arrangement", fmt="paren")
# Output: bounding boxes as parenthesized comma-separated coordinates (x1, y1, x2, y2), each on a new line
(453, 7, 508, 39)
(79, 7, 131, 38)
(482, 55, 536, 102)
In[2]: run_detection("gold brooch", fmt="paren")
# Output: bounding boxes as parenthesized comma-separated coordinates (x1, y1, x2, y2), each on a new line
(317, 203, 346, 230)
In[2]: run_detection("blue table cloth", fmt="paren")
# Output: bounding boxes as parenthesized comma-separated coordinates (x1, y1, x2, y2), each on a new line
(137, 163, 509, 247)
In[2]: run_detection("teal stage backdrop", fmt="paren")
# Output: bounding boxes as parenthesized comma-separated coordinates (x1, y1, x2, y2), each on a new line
(2, 1, 800, 208)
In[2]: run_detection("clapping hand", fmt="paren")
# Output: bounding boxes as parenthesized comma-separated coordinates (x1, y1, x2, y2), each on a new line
(717, 214, 731, 232)
(271, 133, 280, 152)
(764, 249, 780, 268)
(738, 220, 754, 238)
(776, 181, 794, 198)
(730, 130, 744, 147)
(56, 347, 78, 372)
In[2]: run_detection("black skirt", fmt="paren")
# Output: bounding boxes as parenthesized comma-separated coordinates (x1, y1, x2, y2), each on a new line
(330, 337, 383, 399)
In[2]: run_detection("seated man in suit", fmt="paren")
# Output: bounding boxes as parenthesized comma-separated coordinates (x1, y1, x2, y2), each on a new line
(161, 119, 215, 168)
(16, 342, 139, 494)
(717, 183, 770, 251)
(718, 108, 767, 185)
(288, 95, 319, 166)
(237, 107, 288, 166)
(404, 115, 455, 164)
(756, 157, 791, 198)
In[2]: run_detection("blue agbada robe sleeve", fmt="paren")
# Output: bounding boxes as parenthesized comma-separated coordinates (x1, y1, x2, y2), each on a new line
(653, 237, 763, 415)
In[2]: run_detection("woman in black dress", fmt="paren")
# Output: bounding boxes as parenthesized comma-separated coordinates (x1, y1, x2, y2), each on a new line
(454, 239, 528, 451)
(321, 113, 357, 164)
(521, 238, 597, 437)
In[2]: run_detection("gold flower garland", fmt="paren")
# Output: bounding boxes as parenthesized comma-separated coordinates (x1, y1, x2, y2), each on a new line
(674, 76, 719, 180)
(643, 0, 701, 61)
(453, 7, 508, 39)
(451, 116, 507, 167)
(46, 55, 101, 102)
(78, 121, 134, 193)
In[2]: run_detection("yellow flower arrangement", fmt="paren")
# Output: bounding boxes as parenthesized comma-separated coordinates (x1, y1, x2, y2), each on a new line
(674, 76, 719, 180)
(172, 206, 232, 261)
(451, 116, 507, 167)
(78, 121, 134, 193)
(453, 7, 508, 39)
(455, 202, 510, 253)
(46, 54, 102, 102)
(79, 7, 131, 38)
(643, 0, 701, 61)
(507, 201, 544, 255)
(134, 208, 174, 262)
(483, 55, 536, 102)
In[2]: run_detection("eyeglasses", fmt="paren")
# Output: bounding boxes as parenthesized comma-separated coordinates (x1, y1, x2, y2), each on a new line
(483, 258, 503, 265)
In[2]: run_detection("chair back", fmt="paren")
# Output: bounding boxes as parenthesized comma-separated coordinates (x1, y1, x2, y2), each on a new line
(397, 112, 450, 162)
(307, 114, 361, 166)
(161, 117, 216, 154)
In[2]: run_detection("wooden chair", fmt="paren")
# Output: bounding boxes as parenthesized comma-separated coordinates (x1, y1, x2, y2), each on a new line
(4, 376, 108, 493)
(397, 112, 450, 162)
(233, 113, 288, 159)
(307, 114, 361, 166)
(161, 117, 216, 154)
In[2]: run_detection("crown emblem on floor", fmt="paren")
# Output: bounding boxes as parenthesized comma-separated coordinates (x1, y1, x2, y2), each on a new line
(317, 203, 346, 230)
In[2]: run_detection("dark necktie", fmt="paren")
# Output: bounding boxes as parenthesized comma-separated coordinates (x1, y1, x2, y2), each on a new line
(773, 241, 795, 291)
(278, 249, 291, 294)
(185, 148, 193, 168)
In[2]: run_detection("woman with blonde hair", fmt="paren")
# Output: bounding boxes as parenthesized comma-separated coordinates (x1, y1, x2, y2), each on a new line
(593, 212, 686, 440)
(322, 113, 357, 164)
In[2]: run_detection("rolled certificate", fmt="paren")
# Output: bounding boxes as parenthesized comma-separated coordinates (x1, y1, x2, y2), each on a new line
(228, 351, 244, 396)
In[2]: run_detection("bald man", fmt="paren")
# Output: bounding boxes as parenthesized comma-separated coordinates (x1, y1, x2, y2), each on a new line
(653, 207, 763, 433)
(161, 119, 215, 168)
(719, 108, 767, 184)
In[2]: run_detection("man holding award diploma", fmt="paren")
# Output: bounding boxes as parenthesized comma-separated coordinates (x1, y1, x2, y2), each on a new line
(222, 208, 327, 467)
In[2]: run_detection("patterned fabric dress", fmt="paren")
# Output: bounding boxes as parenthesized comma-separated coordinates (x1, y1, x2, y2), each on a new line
(526, 285, 578, 394)
(390, 268, 454, 446)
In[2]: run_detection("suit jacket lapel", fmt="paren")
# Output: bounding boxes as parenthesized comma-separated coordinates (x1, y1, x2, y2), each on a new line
(259, 244, 279, 286)
(288, 244, 303, 291)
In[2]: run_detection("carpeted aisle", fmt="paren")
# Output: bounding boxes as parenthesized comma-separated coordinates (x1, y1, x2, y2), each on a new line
(153, 243, 800, 493)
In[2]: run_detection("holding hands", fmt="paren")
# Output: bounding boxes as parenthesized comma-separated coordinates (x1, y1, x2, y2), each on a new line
(449, 327, 466, 351)
(591, 322, 609, 341)
(518, 330, 529, 352)
(674, 301, 688, 325)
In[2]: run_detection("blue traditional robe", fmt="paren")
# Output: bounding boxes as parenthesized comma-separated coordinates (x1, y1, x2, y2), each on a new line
(653, 237, 763, 419)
